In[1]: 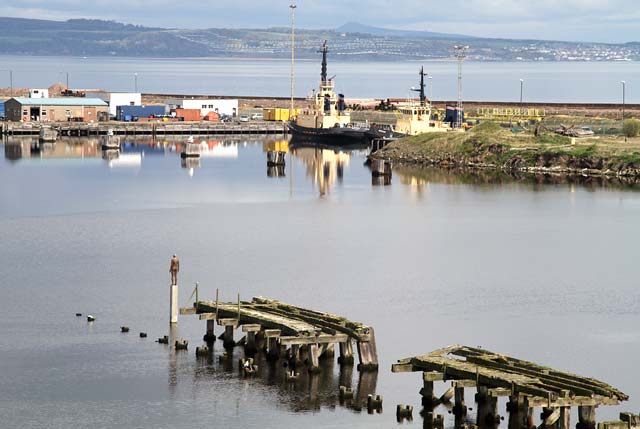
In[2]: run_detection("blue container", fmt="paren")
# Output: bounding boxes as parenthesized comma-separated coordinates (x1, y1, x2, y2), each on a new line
(0, 102, 5, 118)
(116, 105, 165, 121)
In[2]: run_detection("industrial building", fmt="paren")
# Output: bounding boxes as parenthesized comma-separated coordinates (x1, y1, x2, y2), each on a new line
(116, 105, 166, 121)
(85, 92, 142, 117)
(4, 97, 109, 122)
(167, 99, 238, 117)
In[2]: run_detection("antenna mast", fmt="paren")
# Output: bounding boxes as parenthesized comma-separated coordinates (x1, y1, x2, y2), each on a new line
(453, 45, 468, 129)
(319, 40, 328, 83)
(411, 66, 427, 106)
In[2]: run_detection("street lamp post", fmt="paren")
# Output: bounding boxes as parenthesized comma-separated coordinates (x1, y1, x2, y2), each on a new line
(134, 73, 138, 93)
(289, 3, 296, 113)
(621, 80, 626, 136)
(2, 70, 13, 97)
(519, 79, 524, 109)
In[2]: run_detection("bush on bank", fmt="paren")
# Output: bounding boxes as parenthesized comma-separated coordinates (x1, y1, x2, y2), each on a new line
(623, 119, 640, 137)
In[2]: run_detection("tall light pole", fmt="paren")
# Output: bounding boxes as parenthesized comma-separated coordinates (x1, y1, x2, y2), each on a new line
(453, 45, 468, 129)
(65, 72, 69, 90)
(2, 70, 13, 97)
(519, 79, 524, 109)
(134, 73, 138, 93)
(621, 80, 626, 119)
(289, 3, 297, 114)
(428, 75, 433, 109)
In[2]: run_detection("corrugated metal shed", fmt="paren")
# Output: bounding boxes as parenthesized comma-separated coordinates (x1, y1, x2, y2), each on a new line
(10, 97, 108, 106)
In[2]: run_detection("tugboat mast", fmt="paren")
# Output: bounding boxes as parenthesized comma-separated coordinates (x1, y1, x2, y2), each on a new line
(319, 40, 329, 83)
(411, 66, 427, 107)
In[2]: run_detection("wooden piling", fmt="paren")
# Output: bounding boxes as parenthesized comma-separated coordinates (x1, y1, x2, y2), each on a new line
(338, 340, 354, 365)
(356, 328, 379, 371)
(454, 384, 467, 417)
(267, 336, 281, 361)
(308, 344, 321, 373)
(476, 386, 497, 427)
(421, 374, 439, 407)
(559, 407, 570, 429)
(223, 325, 235, 348)
(203, 319, 216, 342)
(440, 386, 455, 403)
(578, 406, 597, 429)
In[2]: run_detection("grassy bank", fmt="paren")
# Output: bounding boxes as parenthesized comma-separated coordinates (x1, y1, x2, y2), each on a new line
(374, 122, 640, 177)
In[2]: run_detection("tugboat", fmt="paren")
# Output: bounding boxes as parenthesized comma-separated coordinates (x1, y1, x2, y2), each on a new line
(288, 41, 370, 147)
(367, 67, 451, 145)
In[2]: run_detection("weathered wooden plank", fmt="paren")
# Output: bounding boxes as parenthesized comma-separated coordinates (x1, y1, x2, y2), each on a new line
(241, 324, 262, 332)
(279, 333, 348, 346)
(264, 329, 281, 338)
(423, 371, 445, 382)
(392, 363, 415, 373)
(454, 346, 627, 400)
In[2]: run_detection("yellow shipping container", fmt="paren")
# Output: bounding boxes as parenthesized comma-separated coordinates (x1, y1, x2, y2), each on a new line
(263, 108, 276, 121)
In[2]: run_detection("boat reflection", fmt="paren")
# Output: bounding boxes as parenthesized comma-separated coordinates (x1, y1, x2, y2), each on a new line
(186, 343, 379, 413)
(292, 145, 356, 196)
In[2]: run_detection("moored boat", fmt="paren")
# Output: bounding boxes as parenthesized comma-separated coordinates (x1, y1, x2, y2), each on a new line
(289, 41, 370, 146)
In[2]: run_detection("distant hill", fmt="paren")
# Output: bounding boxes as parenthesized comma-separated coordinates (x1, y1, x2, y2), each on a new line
(336, 22, 474, 39)
(0, 17, 637, 61)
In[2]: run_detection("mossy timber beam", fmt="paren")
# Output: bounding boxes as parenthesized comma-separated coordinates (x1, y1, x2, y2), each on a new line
(392, 345, 628, 427)
(181, 296, 378, 371)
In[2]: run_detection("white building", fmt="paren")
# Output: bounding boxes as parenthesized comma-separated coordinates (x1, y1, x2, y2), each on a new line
(29, 89, 49, 98)
(85, 92, 142, 117)
(177, 99, 238, 117)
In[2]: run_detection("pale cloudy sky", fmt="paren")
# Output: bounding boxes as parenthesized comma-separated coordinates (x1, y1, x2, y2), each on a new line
(1, 0, 639, 43)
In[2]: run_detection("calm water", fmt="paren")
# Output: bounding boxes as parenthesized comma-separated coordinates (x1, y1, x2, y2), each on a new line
(1, 135, 640, 428)
(0, 55, 637, 103)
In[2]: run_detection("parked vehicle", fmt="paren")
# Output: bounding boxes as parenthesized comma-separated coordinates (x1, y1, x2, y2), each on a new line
(239, 115, 250, 122)
(251, 113, 264, 120)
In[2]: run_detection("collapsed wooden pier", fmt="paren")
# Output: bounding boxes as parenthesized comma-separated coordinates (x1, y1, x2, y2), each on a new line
(180, 296, 378, 373)
(393, 345, 634, 429)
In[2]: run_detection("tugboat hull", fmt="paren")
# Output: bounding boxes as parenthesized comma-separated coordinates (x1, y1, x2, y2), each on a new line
(288, 121, 370, 146)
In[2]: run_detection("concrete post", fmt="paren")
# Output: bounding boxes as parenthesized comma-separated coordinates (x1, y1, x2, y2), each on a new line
(170, 284, 178, 324)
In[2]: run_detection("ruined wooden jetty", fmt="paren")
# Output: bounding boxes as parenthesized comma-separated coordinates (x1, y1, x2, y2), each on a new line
(393, 345, 632, 429)
(180, 296, 378, 373)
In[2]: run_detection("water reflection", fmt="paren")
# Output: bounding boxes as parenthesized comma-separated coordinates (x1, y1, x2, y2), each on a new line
(293, 147, 355, 196)
(394, 165, 640, 195)
(184, 342, 379, 414)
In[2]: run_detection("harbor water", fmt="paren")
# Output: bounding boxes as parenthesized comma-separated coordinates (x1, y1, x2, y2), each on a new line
(1, 135, 639, 428)
(0, 55, 637, 103)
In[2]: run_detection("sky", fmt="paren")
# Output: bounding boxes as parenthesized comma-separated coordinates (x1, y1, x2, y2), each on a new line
(1, 0, 639, 43)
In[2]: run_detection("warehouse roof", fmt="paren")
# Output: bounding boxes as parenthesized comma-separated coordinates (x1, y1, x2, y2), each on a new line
(9, 97, 108, 106)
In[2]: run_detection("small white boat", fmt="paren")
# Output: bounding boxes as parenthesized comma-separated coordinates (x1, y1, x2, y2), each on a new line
(181, 136, 201, 158)
(101, 129, 121, 150)
(39, 126, 58, 143)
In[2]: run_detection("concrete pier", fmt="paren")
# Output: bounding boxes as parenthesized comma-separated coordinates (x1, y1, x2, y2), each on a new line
(169, 284, 178, 324)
